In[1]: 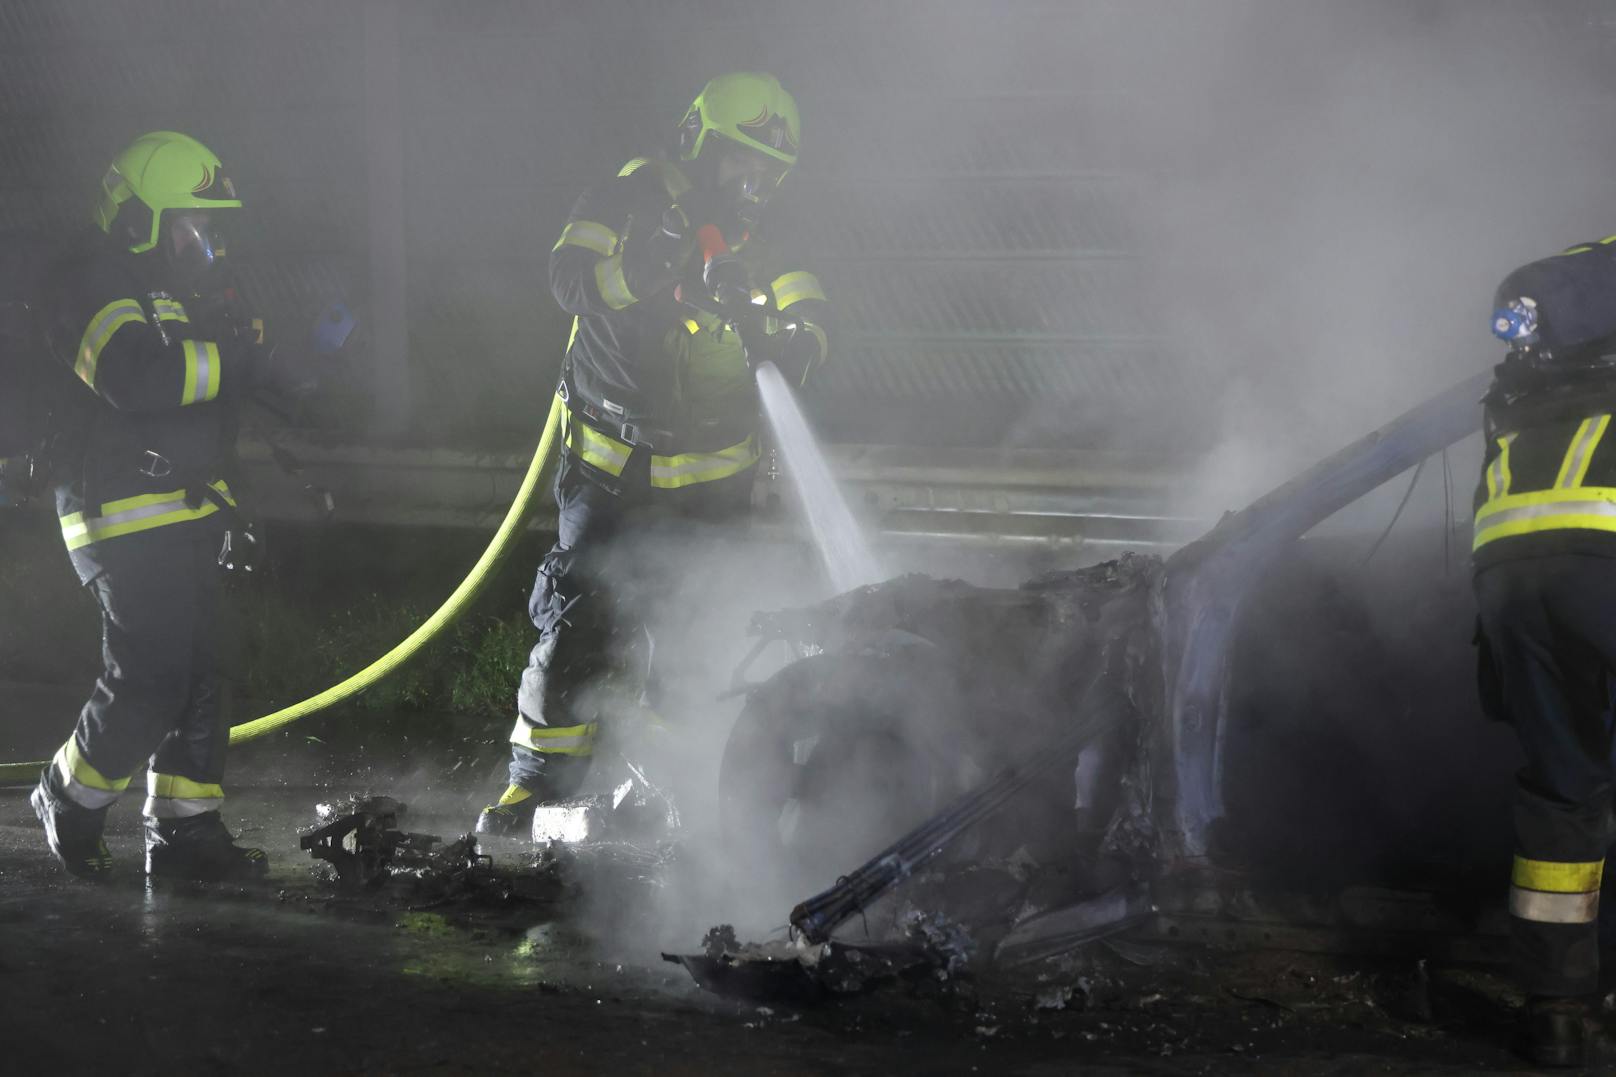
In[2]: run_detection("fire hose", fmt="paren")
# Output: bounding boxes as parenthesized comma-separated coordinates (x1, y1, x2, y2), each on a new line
(0, 393, 563, 789)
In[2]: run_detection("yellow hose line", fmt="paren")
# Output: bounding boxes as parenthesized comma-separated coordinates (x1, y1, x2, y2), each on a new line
(0, 395, 563, 788)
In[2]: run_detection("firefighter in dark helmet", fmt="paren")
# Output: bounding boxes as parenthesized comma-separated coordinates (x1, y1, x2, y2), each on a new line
(475, 73, 831, 835)
(1474, 235, 1616, 1066)
(31, 131, 308, 881)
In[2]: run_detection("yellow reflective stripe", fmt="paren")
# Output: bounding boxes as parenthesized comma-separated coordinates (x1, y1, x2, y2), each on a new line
(1563, 235, 1616, 255)
(151, 298, 189, 324)
(1513, 856, 1604, 894)
(649, 435, 760, 489)
(59, 480, 235, 551)
(553, 219, 620, 257)
(594, 252, 635, 310)
(52, 734, 130, 792)
(770, 271, 826, 311)
(76, 298, 147, 386)
(145, 771, 225, 818)
(618, 157, 652, 178)
(1485, 433, 1516, 499)
(180, 340, 221, 405)
(1511, 887, 1600, 924)
(1555, 415, 1610, 489)
(1472, 486, 1616, 550)
(560, 407, 631, 476)
(147, 772, 224, 802)
(510, 718, 598, 756)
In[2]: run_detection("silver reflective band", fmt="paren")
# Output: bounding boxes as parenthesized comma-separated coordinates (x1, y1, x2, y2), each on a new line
(143, 796, 223, 819)
(62, 496, 190, 543)
(1558, 415, 1610, 488)
(52, 752, 122, 810)
(182, 339, 217, 404)
(1476, 496, 1616, 531)
(1510, 885, 1599, 924)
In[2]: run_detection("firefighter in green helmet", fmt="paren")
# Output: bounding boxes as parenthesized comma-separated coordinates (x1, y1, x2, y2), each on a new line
(30, 131, 306, 880)
(475, 73, 833, 835)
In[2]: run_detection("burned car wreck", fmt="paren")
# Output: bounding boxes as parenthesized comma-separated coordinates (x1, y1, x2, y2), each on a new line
(681, 372, 1513, 992)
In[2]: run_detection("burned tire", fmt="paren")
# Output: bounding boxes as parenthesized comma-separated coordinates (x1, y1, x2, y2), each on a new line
(717, 647, 971, 905)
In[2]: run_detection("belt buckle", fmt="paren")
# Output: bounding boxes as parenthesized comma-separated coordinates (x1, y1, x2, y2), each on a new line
(621, 422, 642, 447)
(139, 450, 173, 479)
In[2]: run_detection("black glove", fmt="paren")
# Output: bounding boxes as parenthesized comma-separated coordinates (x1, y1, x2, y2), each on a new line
(703, 251, 753, 309)
(620, 204, 696, 299)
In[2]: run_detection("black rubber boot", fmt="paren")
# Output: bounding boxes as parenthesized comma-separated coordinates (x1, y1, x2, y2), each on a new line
(1523, 996, 1616, 1068)
(144, 811, 269, 882)
(29, 767, 113, 880)
(475, 785, 536, 839)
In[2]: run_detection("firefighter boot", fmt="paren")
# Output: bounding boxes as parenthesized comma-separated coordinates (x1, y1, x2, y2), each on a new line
(144, 811, 269, 882)
(475, 753, 591, 838)
(475, 784, 537, 838)
(30, 767, 113, 880)
(1523, 996, 1616, 1068)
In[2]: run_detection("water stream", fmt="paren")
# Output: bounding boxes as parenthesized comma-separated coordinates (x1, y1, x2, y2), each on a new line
(755, 361, 883, 593)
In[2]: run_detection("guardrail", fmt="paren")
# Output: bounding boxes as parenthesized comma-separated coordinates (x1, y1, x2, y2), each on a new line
(236, 438, 1208, 554)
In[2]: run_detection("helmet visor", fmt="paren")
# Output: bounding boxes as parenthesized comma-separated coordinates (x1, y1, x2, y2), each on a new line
(717, 142, 790, 208)
(163, 211, 227, 276)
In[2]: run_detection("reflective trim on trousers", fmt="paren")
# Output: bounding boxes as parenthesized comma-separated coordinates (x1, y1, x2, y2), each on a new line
(509, 716, 598, 756)
(143, 771, 225, 819)
(1511, 885, 1600, 924)
(52, 738, 130, 810)
(1513, 855, 1605, 893)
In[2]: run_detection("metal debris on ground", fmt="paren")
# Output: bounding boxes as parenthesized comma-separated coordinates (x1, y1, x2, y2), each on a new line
(664, 926, 939, 1004)
(299, 794, 515, 903)
(898, 908, 975, 977)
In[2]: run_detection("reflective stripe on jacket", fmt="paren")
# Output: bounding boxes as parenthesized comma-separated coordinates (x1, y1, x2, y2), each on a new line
(1473, 408, 1616, 565)
(557, 392, 759, 490)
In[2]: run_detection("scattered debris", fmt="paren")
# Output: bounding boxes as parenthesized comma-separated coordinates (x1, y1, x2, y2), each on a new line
(900, 909, 975, 977)
(664, 926, 938, 1004)
(299, 794, 518, 904)
(1034, 985, 1074, 1011)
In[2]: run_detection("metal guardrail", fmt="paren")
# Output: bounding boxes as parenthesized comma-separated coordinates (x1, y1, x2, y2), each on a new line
(236, 438, 1207, 554)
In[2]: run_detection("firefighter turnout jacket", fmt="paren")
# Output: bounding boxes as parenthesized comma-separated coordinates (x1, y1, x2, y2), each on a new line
(1473, 236, 1616, 570)
(49, 234, 253, 576)
(548, 156, 829, 491)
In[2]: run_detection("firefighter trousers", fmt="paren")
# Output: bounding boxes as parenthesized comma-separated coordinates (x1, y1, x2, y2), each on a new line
(1475, 554, 1616, 997)
(52, 524, 230, 819)
(507, 446, 753, 796)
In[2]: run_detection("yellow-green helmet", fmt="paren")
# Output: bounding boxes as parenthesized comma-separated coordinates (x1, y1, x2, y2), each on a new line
(677, 72, 800, 169)
(93, 131, 241, 254)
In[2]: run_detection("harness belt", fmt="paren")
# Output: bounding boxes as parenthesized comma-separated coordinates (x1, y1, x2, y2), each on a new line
(553, 388, 759, 490)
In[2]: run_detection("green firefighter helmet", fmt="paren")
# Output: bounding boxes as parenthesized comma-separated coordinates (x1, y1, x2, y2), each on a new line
(93, 131, 242, 254)
(677, 72, 800, 170)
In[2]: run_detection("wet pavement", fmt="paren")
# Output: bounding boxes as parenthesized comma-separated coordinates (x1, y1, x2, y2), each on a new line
(0, 770, 1555, 1076)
